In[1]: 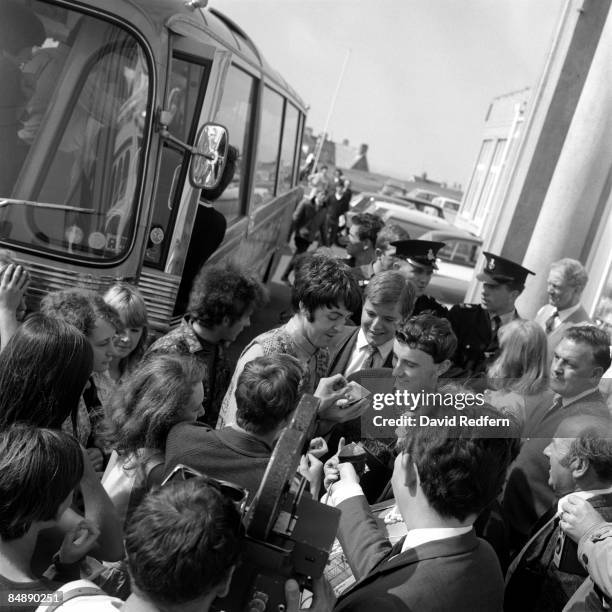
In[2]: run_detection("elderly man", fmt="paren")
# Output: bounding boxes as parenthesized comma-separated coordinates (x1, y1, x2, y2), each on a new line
(503, 325, 612, 552)
(535, 258, 591, 361)
(505, 414, 612, 612)
(448, 251, 535, 378)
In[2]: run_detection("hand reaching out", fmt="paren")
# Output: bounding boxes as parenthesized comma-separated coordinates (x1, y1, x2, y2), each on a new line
(57, 519, 101, 564)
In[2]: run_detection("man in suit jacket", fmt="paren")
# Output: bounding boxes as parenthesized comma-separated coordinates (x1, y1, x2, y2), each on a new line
(505, 413, 612, 612)
(534, 258, 591, 362)
(448, 251, 535, 378)
(323, 403, 519, 612)
(328, 271, 416, 377)
(503, 325, 612, 553)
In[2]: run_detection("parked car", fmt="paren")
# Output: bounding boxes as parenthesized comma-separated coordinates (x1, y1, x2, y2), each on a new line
(402, 188, 441, 207)
(432, 196, 461, 224)
(348, 193, 451, 237)
(420, 229, 483, 305)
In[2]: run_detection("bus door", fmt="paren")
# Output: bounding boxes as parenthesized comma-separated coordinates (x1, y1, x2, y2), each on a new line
(139, 29, 223, 329)
(174, 59, 260, 313)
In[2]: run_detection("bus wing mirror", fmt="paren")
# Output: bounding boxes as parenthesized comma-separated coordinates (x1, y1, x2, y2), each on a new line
(189, 123, 229, 190)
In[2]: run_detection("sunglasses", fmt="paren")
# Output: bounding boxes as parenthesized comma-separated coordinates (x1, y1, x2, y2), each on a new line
(161, 464, 249, 516)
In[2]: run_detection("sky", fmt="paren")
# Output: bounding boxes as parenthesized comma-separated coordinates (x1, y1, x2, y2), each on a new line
(215, 0, 565, 189)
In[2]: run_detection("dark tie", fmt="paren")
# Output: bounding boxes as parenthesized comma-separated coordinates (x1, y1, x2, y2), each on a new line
(363, 343, 378, 369)
(545, 310, 559, 334)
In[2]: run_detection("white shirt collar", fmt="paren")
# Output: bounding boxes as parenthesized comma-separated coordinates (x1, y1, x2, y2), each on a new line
(356, 328, 394, 361)
(557, 302, 582, 321)
(561, 386, 600, 407)
(401, 525, 473, 553)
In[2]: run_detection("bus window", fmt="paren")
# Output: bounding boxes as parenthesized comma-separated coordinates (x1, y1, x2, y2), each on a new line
(253, 86, 283, 208)
(144, 55, 208, 267)
(278, 102, 299, 194)
(0, 3, 150, 261)
(212, 64, 256, 224)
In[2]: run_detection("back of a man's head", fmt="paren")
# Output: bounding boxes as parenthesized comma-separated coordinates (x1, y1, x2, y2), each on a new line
(397, 403, 520, 521)
(235, 355, 304, 436)
(395, 314, 458, 364)
(188, 262, 266, 329)
(125, 478, 242, 608)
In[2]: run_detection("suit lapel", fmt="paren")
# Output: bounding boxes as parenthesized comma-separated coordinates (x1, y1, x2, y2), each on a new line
(329, 327, 359, 375)
(339, 531, 479, 599)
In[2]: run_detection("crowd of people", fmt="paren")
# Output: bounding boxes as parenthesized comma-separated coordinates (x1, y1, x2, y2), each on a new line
(0, 189, 612, 612)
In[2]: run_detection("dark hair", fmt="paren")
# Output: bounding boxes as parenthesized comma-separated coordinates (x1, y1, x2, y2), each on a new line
(188, 262, 266, 328)
(397, 404, 520, 521)
(235, 355, 303, 435)
(563, 325, 612, 371)
(351, 212, 385, 245)
(0, 425, 83, 540)
(396, 314, 457, 363)
(0, 1, 45, 55)
(292, 254, 361, 319)
(375, 223, 410, 251)
(0, 314, 93, 429)
(365, 271, 416, 319)
(104, 283, 149, 375)
(125, 478, 241, 605)
(41, 288, 122, 337)
(104, 354, 205, 455)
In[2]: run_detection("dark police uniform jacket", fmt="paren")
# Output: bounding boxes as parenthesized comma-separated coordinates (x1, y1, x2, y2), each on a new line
(447, 304, 520, 379)
(413, 294, 448, 318)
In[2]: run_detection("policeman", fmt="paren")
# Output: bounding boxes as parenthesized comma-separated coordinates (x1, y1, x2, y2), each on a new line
(448, 251, 535, 378)
(390, 239, 448, 318)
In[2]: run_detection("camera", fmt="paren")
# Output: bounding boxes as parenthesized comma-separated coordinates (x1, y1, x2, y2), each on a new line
(169, 394, 340, 611)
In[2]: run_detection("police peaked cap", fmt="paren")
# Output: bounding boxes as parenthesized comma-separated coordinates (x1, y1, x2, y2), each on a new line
(476, 251, 535, 285)
(390, 239, 446, 270)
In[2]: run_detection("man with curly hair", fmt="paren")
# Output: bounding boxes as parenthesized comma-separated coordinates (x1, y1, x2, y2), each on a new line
(147, 262, 265, 428)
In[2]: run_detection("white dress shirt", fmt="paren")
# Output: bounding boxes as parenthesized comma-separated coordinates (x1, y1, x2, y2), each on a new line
(345, 328, 394, 377)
